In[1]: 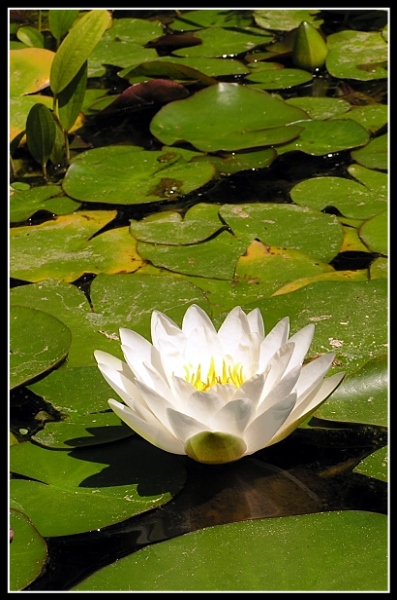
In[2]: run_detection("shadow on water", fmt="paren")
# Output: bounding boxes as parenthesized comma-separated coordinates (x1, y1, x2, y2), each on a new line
(26, 422, 387, 591)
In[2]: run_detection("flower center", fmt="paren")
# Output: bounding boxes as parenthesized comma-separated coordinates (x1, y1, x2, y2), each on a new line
(184, 357, 245, 391)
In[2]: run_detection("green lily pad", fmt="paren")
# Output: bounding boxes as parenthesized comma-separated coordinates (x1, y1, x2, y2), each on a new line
(334, 104, 388, 135)
(137, 230, 248, 280)
(10, 305, 72, 389)
(369, 256, 388, 279)
(9, 184, 80, 223)
(150, 83, 307, 152)
(359, 210, 388, 255)
(129, 203, 224, 245)
(73, 511, 387, 591)
(326, 30, 387, 81)
(348, 163, 387, 195)
(10, 437, 187, 537)
(253, 9, 323, 31)
(170, 9, 253, 30)
(354, 446, 388, 482)
(88, 17, 161, 76)
(173, 26, 273, 58)
(286, 96, 351, 120)
(246, 67, 313, 90)
(9, 508, 47, 591)
(62, 146, 215, 204)
(313, 355, 388, 427)
(10, 212, 144, 282)
(277, 119, 369, 157)
(290, 175, 387, 220)
(351, 133, 388, 171)
(219, 203, 343, 263)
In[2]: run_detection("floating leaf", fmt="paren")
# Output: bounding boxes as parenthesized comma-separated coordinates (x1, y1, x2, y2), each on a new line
(10, 305, 72, 389)
(9, 509, 47, 591)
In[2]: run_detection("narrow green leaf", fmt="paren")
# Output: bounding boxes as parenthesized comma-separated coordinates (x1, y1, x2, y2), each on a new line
(48, 9, 79, 42)
(50, 9, 111, 95)
(16, 25, 45, 48)
(58, 61, 87, 131)
(26, 103, 56, 169)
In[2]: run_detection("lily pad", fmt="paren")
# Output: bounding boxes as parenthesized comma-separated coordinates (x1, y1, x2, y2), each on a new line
(9, 508, 47, 591)
(62, 146, 215, 204)
(253, 9, 323, 31)
(10, 305, 72, 389)
(10, 437, 187, 537)
(9, 184, 80, 223)
(10, 212, 144, 282)
(129, 203, 224, 245)
(150, 82, 307, 152)
(313, 355, 388, 427)
(354, 446, 388, 482)
(359, 210, 388, 255)
(73, 511, 387, 591)
(351, 133, 388, 171)
(334, 104, 388, 135)
(246, 67, 312, 90)
(277, 119, 369, 157)
(173, 26, 273, 58)
(290, 175, 387, 220)
(137, 230, 248, 280)
(219, 203, 343, 263)
(326, 30, 387, 81)
(286, 96, 351, 120)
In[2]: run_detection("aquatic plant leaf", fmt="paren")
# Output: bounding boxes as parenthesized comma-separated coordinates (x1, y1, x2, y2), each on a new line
(9, 509, 47, 591)
(72, 511, 387, 591)
(10, 438, 187, 536)
(354, 446, 388, 482)
(150, 83, 307, 152)
(10, 306, 72, 389)
(359, 210, 388, 255)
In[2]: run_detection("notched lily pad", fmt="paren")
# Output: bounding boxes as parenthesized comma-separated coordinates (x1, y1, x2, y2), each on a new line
(9, 508, 47, 591)
(63, 146, 215, 204)
(9, 184, 80, 223)
(129, 203, 224, 245)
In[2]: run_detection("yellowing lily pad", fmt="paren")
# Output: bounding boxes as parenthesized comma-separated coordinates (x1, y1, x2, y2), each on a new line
(10, 48, 55, 142)
(10, 211, 144, 282)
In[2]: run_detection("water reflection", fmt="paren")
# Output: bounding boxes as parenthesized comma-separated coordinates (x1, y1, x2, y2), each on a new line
(28, 423, 387, 591)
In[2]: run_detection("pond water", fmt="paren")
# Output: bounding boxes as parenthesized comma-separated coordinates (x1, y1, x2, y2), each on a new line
(9, 9, 388, 592)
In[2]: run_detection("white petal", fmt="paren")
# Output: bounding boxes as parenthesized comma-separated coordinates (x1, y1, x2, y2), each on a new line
(151, 311, 184, 350)
(95, 362, 144, 411)
(166, 407, 207, 443)
(133, 379, 178, 427)
(294, 353, 336, 400)
(183, 326, 223, 373)
(182, 389, 224, 423)
(258, 364, 301, 413)
(244, 392, 296, 454)
(218, 307, 250, 352)
(212, 398, 254, 435)
(94, 350, 132, 376)
(258, 317, 290, 370)
(285, 324, 315, 372)
(247, 308, 265, 337)
(109, 400, 185, 454)
(234, 373, 266, 408)
(261, 342, 295, 397)
(182, 304, 216, 335)
(288, 371, 345, 426)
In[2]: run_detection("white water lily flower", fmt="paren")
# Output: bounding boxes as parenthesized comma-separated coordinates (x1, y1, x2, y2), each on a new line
(94, 305, 344, 465)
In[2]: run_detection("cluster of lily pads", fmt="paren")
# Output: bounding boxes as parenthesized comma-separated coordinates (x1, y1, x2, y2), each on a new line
(9, 9, 388, 592)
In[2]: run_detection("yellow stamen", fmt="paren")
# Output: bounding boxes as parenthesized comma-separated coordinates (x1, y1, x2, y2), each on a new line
(184, 357, 245, 391)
